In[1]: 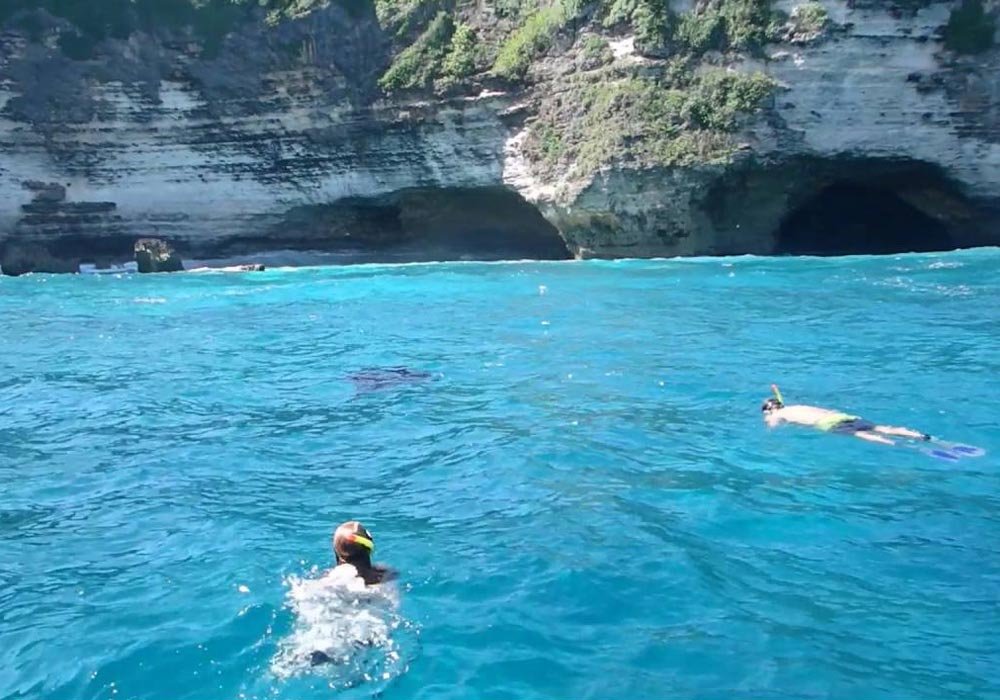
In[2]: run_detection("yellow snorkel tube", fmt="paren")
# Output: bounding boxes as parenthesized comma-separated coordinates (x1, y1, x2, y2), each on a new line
(770, 384, 784, 406)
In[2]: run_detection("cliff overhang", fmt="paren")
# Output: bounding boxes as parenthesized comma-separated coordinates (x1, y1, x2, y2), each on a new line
(2, 0, 1000, 273)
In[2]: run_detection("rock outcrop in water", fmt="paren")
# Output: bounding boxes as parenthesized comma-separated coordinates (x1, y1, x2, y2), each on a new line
(134, 238, 184, 273)
(1, 0, 999, 273)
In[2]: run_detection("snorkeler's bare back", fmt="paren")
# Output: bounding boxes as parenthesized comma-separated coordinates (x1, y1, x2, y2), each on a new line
(773, 404, 847, 427)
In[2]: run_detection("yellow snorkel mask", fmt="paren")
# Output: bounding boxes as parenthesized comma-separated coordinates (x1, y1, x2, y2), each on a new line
(347, 533, 374, 551)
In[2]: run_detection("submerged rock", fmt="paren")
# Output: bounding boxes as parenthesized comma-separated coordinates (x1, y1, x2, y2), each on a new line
(134, 238, 183, 273)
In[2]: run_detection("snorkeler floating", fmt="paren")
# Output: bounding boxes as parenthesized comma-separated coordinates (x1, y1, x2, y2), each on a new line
(761, 384, 929, 444)
(762, 385, 983, 461)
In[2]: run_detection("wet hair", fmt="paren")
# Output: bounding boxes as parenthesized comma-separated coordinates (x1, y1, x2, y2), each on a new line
(333, 521, 395, 586)
(333, 521, 374, 567)
(761, 397, 783, 412)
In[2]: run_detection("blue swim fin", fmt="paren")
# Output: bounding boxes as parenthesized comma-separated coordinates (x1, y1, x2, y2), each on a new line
(920, 447, 961, 462)
(928, 440, 985, 458)
(940, 443, 984, 457)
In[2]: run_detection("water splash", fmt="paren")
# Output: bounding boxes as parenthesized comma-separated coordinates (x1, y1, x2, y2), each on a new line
(270, 567, 413, 689)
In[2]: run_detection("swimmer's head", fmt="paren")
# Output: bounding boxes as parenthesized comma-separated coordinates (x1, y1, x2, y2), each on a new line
(333, 521, 375, 566)
(761, 397, 783, 413)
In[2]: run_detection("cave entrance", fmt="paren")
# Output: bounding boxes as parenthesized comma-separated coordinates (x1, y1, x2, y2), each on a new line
(242, 186, 572, 263)
(776, 181, 956, 255)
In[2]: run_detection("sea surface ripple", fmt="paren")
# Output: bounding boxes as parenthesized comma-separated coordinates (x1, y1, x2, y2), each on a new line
(1, 251, 998, 700)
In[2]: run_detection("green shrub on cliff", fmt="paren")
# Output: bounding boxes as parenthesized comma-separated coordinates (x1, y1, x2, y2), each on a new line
(379, 11, 455, 90)
(676, 9, 725, 53)
(375, 0, 444, 39)
(441, 23, 479, 79)
(493, 0, 579, 80)
(723, 0, 773, 50)
(632, 0, 675, 53)
(598, 0, 675, 54)
(494, 0, 547, 19)
(683, 69, 776, 129)
(601, 0, 775, 57)
(675, 0, 774, 54)
(790, 1, 828, 35)
(764, 8, 789, 40)
(568, 76, 716, 169)
(582, 34, 612, 61)
(529, 66, 776, 175)
(602, 0, 640, 27)
(943, 0, 996, 54)
(538, 124, 566, 162)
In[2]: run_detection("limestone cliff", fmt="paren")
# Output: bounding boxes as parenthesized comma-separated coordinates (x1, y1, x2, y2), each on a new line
(536, 0, 1000, 257)
(1, 0, 998, 273)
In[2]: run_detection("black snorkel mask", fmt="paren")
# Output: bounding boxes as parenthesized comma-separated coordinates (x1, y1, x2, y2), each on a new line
(761, 397, 783, 413)
(762, 384, 785, 413)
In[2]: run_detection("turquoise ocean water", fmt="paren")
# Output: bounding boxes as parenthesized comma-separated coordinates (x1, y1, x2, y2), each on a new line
(1, 250, 998, 700)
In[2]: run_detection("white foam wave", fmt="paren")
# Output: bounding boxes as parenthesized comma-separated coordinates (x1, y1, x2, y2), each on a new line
(133, 297, 167, 304)
(270, 566, 412, 687)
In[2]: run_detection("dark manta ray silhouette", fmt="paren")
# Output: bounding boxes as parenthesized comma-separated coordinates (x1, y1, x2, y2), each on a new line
(348, 367, 433, 393)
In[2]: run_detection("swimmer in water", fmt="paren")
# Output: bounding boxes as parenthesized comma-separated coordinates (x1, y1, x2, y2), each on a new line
(310, 521, 396, 666)
(330, 521, 395, 586)
(761, 385, 930, 445)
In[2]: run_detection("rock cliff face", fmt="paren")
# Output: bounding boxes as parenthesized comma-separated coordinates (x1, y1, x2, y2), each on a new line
(761, 0, 1000, 253)
(521, 0, 1000, 257)
(1, 0, 999, 273)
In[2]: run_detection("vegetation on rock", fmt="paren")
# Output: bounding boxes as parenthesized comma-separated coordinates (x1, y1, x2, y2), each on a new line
(494, 0, 780, 178)
(580, 34, 613, 66)
(789, 1, 828, 36)
(374, 0, 443, 39)
(601, 0, 642, 28)
(379, 11, 455, 91)
(493, 0, 579, 79)
(678, 0, 775, 54)
(441, 23, 479, 81)
(526, 63, 775, 176)
(597, 0, 777, 56)
(629, 0, 675, 54)
(2, 0, 782, 181)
